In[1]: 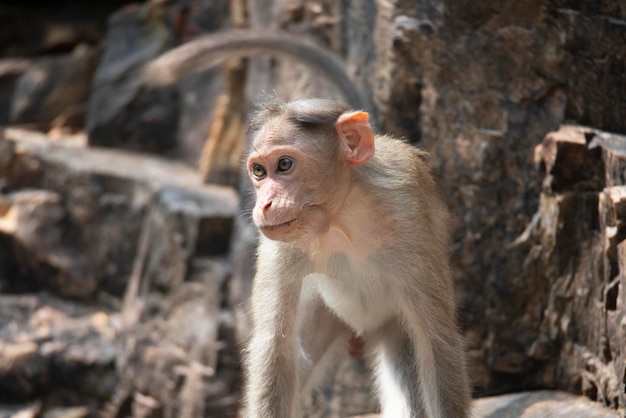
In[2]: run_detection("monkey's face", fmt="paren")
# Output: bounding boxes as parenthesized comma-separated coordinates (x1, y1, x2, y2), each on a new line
(246, 106, 373, 243)
(246, 143, 342, 242)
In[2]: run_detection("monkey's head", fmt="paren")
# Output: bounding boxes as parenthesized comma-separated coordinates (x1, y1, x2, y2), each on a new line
(246, 99, 375, 242)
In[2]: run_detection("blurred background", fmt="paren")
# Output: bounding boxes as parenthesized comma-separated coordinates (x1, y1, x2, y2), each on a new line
(0, 0, 624, 417)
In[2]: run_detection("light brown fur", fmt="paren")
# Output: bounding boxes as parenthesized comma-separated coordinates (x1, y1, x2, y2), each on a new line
(244, 98, 470, 417)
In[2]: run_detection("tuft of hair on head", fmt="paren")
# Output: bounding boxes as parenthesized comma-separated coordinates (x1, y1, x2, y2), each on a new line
(285, 98, 352, 127)
(247, 94, 286, 133)
(248, 96, 355, 134)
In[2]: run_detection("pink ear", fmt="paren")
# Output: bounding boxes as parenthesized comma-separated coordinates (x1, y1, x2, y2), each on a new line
(336, 111, 375, 166)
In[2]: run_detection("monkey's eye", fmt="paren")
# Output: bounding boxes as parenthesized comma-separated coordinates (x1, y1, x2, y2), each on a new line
(277, 157, 294, 173)
(251, 163, 267, 179)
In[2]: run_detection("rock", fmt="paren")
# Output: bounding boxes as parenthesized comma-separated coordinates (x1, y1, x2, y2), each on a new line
(512, 126, 626, 408)
(0, 401, 40, 418)
(10, 46, 99, 131)
(0, 59, 30, 125)
(87, 1, 229, 161)
(86, 4, 179, 152)
(174, 67, 224, 165)
(0, 190, 92, 296)
(104, 257, 239, 418)
(0, 125, 239, 416)
(0, 4, 112, 58)
(1, 128, 238, 298)
(0, 294, 117, 407)
(533, 125, 605, 192)
(0, 137, 15, 190)
(141, 185, 235, 293)
(472, 391, 621, 418)
(41, 407, 89, 418)
(348, 390, 621, 418)
(588, 128, 626, 186)
(172, 0, 230, 166)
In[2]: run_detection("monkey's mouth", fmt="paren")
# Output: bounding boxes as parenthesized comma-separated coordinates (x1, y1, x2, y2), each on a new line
(261, 218, 297, 231)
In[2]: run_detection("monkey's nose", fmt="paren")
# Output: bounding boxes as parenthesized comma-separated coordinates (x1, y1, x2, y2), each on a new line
(262, 200, 272, 212)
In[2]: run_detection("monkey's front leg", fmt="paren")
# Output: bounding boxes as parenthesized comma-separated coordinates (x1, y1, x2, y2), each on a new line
(245, 279, 300, 417)
(244, 244, 310, 418)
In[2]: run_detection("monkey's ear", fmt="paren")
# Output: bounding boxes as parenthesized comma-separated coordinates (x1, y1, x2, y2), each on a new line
(336, 111, 375, 166)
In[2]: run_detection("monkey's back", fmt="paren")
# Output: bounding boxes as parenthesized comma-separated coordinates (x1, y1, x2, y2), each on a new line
(356, 135, 452, 247)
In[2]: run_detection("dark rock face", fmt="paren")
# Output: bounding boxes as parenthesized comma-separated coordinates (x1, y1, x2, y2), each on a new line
(0, 60, 30, 125)
(10, 46, 99, 130)
(527, 126, 626, 408)
(86, 6, 180, 152)
(86, 1, 229, 159)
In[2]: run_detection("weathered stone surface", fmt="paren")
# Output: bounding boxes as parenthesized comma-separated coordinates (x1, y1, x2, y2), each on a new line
(507, 127, 626, 408)
(0, 402, 41, 418)
(0, 190, 92, 296)
(349, 390, 621, 418)
(0, 3, 113, 58)
(0, 125, 240, 417)
(141, 186, 235, 293)
(10, 46, 99, 131)
(411, 4, 626, 404)
(104, 256, 239, 418)
(589, 128, 626, 187)
(0, 293, 116, 408)
(174, 67, 224, 165)
(87, 1, 229, 161)
(86, 4, 179, 152)
(472, 391, 622, 418)
(534, 125, 606, 192)
(0, 281, 238, 416)
(0, 59, 30, 125)
(1, 128, 238, 298)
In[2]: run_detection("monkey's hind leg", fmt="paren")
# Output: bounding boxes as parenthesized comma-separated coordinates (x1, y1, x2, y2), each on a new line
(370, 322, 426, 418)
(397, 307, 471, 418)
(296, 292, 350, 396)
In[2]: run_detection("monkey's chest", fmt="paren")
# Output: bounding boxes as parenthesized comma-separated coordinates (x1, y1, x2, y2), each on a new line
(309, 255, 394, 334)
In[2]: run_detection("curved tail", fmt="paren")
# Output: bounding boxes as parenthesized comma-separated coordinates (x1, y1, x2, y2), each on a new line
(142, 29, 369, 110)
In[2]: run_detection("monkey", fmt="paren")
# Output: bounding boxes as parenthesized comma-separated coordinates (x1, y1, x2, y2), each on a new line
(243, 97, 471, 418)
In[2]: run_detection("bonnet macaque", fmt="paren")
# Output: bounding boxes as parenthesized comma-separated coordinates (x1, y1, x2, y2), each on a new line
(244, 98, 470, 417)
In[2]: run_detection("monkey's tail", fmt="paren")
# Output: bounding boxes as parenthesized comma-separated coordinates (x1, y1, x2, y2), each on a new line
(142, 29, 369, 111)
